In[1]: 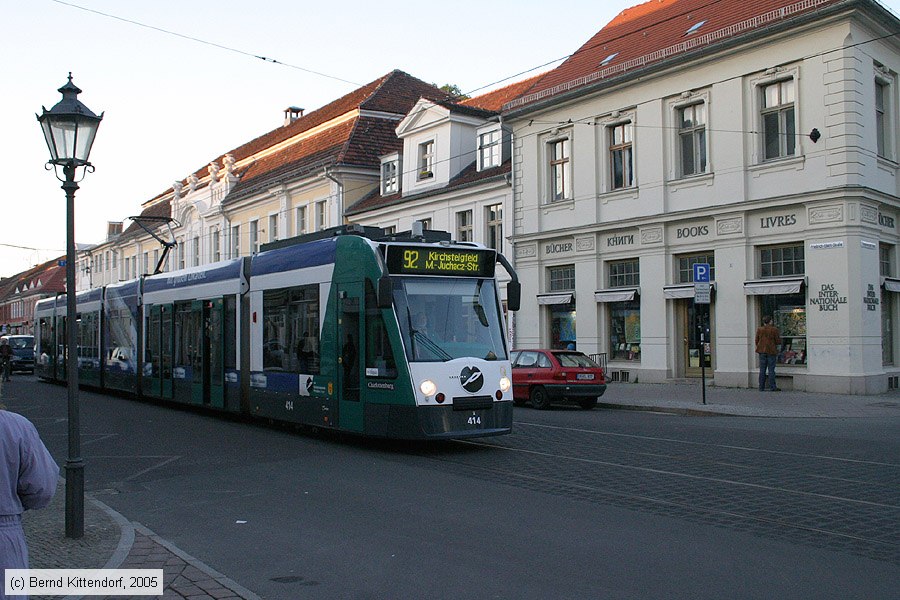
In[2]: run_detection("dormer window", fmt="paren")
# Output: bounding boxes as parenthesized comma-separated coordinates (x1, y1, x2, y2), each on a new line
(418, 140, 434, 180)
(381, 153, 400, 195)
(478, 128, 502, 171)
(600, 52, 619, 67)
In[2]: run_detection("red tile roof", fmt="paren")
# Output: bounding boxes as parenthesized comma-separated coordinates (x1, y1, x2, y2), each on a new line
(222, 70, 454, 203)
(504, 0, 844, 111)
(124, 71, 455, 234)
(462, 74, 545, 112)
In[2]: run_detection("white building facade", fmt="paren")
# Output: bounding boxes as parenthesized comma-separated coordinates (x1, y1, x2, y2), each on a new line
(504, 0, 900, 393)
(345, 94, 521, 345)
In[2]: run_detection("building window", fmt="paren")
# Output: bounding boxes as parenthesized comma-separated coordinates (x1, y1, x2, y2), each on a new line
(212, 229, 220, 262)
(678, 253, 715, 283)
(549, 265, 575, 292)
(609, 122, 634, 189)
(609, 259, 640, 362)
(153, 250, 159, 272)
(250, 220, 259, 254)
(178, 241, 185, 270)
(874, 68, 894, 161)
(231, 225, 240, 258)
(456, 210, 473, 242)
(761, 79, 796, 160)
(381, 158, 399, 195)
(112, 250, 117, 270)
(315, 201, 327, 231)
(882, 243, 894, 365)
(548, 138, 571, 202)
(418, 140, 434, 179)
(486, 203, 502, 252)
(678, 103, 707, 177)
(478, 129, 501, 170)
(548, 265, 575, 350)
(382, 225, 396, 235)
(269, 214, 279, 242)
(609, 258, 640, 287)
(296, 206, 306, 236)
(192, 237, 199, 267)
(876, 80, 887, 158)
(759, 243, 804, 278)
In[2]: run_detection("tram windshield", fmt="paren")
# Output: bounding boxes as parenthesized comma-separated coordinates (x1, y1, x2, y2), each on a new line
(392, 277, 507, 362)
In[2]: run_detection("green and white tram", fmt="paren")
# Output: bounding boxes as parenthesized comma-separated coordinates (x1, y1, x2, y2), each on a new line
(35, 225, 520, 440)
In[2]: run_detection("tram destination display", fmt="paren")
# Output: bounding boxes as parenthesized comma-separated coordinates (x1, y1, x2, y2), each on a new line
(385, 245, 495, 277)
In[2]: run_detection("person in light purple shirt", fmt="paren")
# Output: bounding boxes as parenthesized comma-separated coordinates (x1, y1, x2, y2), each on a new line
(0, 409, 59, 600)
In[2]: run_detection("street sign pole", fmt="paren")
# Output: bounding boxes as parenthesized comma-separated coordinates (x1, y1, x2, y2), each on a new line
(700, 332, 707, 405)
(693, 264, 711, 405)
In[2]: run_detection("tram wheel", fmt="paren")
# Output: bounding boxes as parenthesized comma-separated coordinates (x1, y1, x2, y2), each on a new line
(530, 386, 551, 410)
(513, 397, 527, 407)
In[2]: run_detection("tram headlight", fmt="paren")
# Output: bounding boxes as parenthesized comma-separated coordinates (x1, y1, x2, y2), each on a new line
(420, 379, 437, 397)
(499, 376, 511, 393)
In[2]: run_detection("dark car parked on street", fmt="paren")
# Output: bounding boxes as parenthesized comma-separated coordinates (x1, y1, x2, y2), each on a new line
(2, 335, 35, 374)
(510, 349, 607, 409)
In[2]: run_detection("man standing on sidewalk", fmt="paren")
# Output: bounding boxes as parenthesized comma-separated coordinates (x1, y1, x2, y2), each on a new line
(0, 408, 59, 599)
(755, 315, 782, 392)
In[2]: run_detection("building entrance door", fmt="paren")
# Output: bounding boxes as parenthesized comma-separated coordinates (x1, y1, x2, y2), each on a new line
(680, 299, 713, 377)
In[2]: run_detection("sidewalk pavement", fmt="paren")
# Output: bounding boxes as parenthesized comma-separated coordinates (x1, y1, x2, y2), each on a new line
(19, 380, 900, 599)
(23, 479, 261, 600)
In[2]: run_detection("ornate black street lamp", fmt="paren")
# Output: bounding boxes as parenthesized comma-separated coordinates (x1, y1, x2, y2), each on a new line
(37, 73, 103, 539)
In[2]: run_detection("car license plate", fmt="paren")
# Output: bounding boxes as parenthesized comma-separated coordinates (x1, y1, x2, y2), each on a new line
(576, 373, 594, 380)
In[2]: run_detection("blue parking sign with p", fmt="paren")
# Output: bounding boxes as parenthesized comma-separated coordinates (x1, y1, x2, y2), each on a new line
(693, 263, 710, 283)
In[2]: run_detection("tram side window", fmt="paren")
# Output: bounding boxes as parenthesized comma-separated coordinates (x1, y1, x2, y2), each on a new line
(174, 303, 193, 373)
(78, 312, 99, 366)
(365, 281, 397, 378)
(39, 318, 53, 364)
(263, 285, 319, 374)
(107, 308, 136, 371)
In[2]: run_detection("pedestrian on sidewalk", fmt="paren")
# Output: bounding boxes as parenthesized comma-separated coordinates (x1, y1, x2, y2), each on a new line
(0, 339, 11, 382)
(1, 408, 59, 600)
(755, 315, 781, 392)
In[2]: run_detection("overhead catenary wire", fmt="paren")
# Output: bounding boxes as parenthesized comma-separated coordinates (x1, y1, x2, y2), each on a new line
(49, 0, 364, 87)
(44, 0, 900, 265)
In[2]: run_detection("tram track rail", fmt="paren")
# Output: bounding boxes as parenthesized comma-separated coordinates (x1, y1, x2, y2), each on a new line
(410, 420, 900, 565)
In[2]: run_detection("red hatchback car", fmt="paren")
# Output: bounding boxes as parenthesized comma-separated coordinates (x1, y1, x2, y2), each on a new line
(510, 349, 607, 410)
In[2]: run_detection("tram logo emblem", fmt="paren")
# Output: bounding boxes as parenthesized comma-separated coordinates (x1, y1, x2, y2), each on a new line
(460, 366, 484, 393)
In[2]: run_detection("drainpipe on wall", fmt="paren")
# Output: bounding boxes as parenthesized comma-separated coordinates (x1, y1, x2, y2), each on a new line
(323, 168, 344, 225)
(500, 113, 516, 350)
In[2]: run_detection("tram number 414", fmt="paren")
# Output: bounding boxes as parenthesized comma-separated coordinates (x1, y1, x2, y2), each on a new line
(467, 413, 482, 426)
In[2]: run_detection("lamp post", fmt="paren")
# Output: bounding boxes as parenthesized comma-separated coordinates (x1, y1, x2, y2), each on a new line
(37, 73, 103, 539)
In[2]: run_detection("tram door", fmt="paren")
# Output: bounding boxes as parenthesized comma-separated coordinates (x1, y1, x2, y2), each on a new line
(680, 299, 713, 377)
(50, 315, 62, 381)
(337, 282, 363, 433)
(147, 305, 174, 399)
(59, 314, 68, 381)
(189, 299, 225, 408)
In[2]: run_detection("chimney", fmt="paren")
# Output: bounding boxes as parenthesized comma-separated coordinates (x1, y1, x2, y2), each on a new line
(107, 221, 123, 240)
(283, 106, 304, 126)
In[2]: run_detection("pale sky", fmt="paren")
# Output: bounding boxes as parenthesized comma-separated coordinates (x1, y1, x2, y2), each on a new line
(2, 0, 898, 278)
